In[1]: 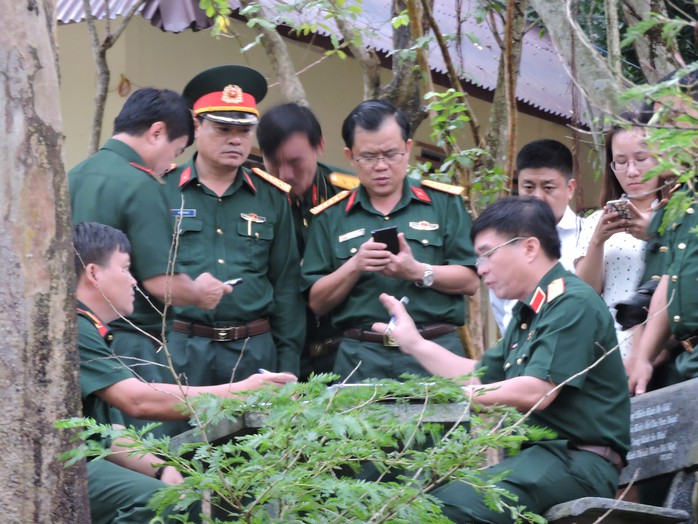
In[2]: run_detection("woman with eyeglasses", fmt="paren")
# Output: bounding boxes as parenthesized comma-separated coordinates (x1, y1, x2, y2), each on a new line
(575, 121, 662, 360)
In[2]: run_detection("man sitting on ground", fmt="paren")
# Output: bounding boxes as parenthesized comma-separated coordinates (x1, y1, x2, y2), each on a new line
(373, 197, 630, 523)
(73, 221, 294, 523)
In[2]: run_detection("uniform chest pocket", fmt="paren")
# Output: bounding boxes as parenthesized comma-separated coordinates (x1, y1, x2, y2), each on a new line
(176, 218, 205, 265)
(236, 220, 274, 269)
(334, 235, 368, 260)
(403, 228, 443, 258)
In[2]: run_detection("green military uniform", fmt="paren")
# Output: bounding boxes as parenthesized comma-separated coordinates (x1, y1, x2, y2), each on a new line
(431, 264, 631, 523)
(294, 163, 358, 380)
(163, 156, 305, 389)
(69, 139, 182, 436)
(77, 304, 197, 523)
(656, 185, 698, 378)
(301, 177, 477, 382)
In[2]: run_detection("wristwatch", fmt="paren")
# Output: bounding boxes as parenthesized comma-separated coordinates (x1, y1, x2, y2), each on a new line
(416, 263, 434, 288)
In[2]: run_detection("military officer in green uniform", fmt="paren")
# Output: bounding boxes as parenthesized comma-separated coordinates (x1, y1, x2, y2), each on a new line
(374, 196, 630, 523)
(73, 222, 294, 523)
(301, 100, 480, 382)
(257, 102, 359, 380)
(69, 88, 231, 436)
(163, 66, 305, 395)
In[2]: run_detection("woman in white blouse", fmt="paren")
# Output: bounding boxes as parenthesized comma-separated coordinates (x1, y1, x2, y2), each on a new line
(575, 123, 661, 361)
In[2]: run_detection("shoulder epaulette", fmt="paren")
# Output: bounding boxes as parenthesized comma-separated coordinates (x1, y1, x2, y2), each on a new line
(129, 161, 164, 184)
(546, 278, 566, 303)
(251, 167, 291, 193)
(310, 190, 351, 215)
(329, 172, 360, 190)
(421, 179, 465, 196)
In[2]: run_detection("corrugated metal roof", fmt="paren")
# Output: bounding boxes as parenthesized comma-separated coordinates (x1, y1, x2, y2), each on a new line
(56, 0, 578, 119)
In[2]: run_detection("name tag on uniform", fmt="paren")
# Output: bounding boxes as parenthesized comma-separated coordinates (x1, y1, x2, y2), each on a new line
(171, 209, 197, 217)
(339, 228, 365, 243)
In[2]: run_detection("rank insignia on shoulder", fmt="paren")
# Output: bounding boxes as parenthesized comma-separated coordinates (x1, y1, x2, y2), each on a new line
(529, 287, 546, 314)
(251, 167, 291, 193)
(421, 179, 465, 195)
(310, 190, 351, 215)
(329, 172, 360, 190)
(546, 278, 565, 303)
(179, 167, 192, 187)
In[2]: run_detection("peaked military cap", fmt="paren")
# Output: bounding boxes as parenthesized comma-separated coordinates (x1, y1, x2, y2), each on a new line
(182, 65, 268, 125)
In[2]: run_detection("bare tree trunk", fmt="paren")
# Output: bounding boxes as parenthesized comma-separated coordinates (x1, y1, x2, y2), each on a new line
(528, 0, 627, 116)
(621, 0, 682, 83)
(484, 0, 529, 192)
(239, 0, 308, 104)
(83, 0, 147, 155)
(0, 1, 90, 521)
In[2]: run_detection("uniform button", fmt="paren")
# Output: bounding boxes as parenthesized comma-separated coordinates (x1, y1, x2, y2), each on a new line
(216, 228, 223, 235)
(516, 358, 523, 365)
(106, 334, 113, 342)
(218, 198, 223, 203)
(672, 275, 679, 282)
(678, 243, 686, 250)
(217, 259, 224, 264)
(255, 232, 260, 239)
(384, 216, 390, 221)
(520, 323, 528, 330)
(504, 362, 511, 370)
(659, 246, 669, 253)
(421, 239, 429, 245)
(674, 315, 681, 323)
(687, 208, 695, 215)
(651, 275, 661, 281)
(350, 247, 357, 254)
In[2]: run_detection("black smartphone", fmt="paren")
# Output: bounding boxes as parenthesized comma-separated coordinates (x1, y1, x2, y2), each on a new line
(371, 226, 400, 255)
(224, 278, 245, 286)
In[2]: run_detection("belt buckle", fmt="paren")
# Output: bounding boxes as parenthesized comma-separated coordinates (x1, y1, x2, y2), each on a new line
(383, 332, 399, 347)
(214, 327, 231, 342)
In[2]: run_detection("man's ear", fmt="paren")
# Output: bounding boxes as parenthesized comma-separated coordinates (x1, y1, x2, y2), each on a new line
(83, 262, 101, 287)
(522, 236, 541, 262)
(316, 137, 326, 157)
(405, 138, 413, 155)
(146, 121, 167, 144)
(566, 178, 577, 202)
(343, 146, 353, 163)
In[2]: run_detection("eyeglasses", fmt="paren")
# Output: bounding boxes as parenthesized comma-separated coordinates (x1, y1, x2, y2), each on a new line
(475, 237, 525, 268)
(353, 151, 407, 168)
(610, 156, 656, 174)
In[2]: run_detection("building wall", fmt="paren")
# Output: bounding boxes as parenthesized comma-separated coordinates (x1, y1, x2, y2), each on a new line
(57, 15, 600, 209)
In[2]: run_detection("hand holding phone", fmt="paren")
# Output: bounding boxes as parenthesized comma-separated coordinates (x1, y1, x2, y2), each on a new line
(371, 226, 400, 255)
(606, 199, 630, 220)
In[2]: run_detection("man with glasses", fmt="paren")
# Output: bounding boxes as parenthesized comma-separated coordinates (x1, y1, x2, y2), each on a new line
(373, 196, 630, 523)
(301, 99, 480, 382)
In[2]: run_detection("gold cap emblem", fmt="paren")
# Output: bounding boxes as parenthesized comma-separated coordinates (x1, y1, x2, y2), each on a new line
(221, 85, 244, 104)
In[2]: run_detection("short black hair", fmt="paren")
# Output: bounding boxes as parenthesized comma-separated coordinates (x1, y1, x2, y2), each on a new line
(471, 196, 561, 261)
(516, 139, 573, 181)
(113, 88, 195, 146)
(73, 222, 131, 279)
(256, 103, 323, 159)
(341, 99, 410, 149)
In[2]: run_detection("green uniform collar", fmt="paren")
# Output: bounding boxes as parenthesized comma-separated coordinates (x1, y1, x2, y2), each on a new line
(177, 154, 257, 196)
(101, 138, 148, 170)
(345, 178, 431, 215)
(76, 301, 112, 342)
(513, 262, 568, 320)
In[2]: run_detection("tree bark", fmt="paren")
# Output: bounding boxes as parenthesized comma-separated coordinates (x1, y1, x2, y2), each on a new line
(0, 1, 89, 521)
(528, 0, 627, 116)
(621, 0, 681, 83)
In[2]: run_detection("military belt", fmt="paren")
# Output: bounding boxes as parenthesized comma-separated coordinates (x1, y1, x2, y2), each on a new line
(571, 444, 623, 472)
(343, 323, 456, 346)
(172, 318, 270, 342)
